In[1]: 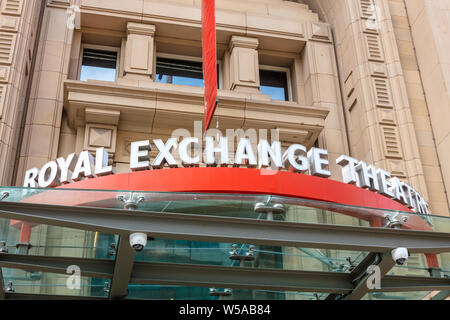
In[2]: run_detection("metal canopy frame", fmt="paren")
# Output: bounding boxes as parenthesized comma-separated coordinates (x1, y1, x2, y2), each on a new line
(0, 201, 449, 300)
(0, 268, 5, 300)
(0, 253, 449, 296)
(0, 202, 448, 253)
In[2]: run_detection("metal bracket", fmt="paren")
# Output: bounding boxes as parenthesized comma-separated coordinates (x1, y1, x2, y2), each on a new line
(0, 192, 9, 201)
(384, 212, 408, 229)
(346, 256, 357, 272)
(208, 288, 232, 297)
(15, 243, 32, 255)
(0, 241, 8, 254)
(104, 282, 110, 294)
(229, 244, 255, 262)
(6, 282, 14, 293)
(117, 194, 145, 210)
(108, 243, 116, 257)
(254, 203, 285, 220)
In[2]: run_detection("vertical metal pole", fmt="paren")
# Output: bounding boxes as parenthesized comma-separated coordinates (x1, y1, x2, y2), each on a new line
(0, 268, 5, 300)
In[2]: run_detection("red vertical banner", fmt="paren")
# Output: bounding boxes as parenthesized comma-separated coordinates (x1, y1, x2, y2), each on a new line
(202, 0, 217, 132)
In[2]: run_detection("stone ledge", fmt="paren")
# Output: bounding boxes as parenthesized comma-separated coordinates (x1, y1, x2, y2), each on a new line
(64, 79, 329, 146)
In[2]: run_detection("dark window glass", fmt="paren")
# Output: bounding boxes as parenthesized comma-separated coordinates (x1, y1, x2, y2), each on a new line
(156, 57, 220, 88)
(156, 58, 204, 87)
(259, 69, 289, 101)
(80, 48, 117, 82)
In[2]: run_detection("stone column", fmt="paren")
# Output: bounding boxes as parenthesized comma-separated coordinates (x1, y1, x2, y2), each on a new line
(123, 22, 156, 81)
(228, 36, 260, 94)
(17, 1, 75, 185)
(302, 21, 349, 181)
(0, 0, 42, 185)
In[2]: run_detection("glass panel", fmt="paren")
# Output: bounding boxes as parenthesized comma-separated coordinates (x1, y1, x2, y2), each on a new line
(363, 291, 432, 300)
(155, 57, 221, 88)
(0, 186, 449, 232)
(260, 69, 289, 101)
(126, 284, 326, 300)
(387, 252, 450, 277)
(0, 217, 117, 259)
(156, 58, 204, 88)
(80, 48, 117, 82)
(2, 267, 108, 298)
(439, 253, 450, 273)
(1, 186, 448, 299)
(135, 239, 368, 273)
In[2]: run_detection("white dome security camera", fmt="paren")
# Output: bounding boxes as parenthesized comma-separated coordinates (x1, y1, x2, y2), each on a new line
(391, 247, 409, 265)
(129, 232, 147, 252)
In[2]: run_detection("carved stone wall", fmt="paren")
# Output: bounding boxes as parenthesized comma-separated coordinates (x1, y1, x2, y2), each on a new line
(300, 0, 450, 216)
(0, 0, 42, 185)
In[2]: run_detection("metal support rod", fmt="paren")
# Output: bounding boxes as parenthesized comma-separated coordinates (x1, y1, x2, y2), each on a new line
(4, 292, 108, 300)
(345, 253, 396, 300)
(0, 253, 448, 295)
(325, 253, 380, 300)
(130, 261, 354, 293)
(0, 253, 114, 279)
(0, 267, 5, 300)
(108, 235, 136, 300)
(0, 202, 448, 253)
(109, 195, 142, 300)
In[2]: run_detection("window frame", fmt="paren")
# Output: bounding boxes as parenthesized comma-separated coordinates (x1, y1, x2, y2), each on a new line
(156, 52, 223, 89)
(78, 44, 121, 82)
(259, 65, 293, 102)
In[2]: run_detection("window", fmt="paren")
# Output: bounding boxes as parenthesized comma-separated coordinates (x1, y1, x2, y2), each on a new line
(259, 67, 291, 101)
(155, 54, 221, 88)
(79, 45, 119, 82)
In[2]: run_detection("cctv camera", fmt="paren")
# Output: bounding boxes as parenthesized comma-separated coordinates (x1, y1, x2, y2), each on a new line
(391, 247, 409, 265)
(129, 232, 147, 252)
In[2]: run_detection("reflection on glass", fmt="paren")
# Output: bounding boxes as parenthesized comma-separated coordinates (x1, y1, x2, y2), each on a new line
(259, 69, 289, 101)
(0, 186, 448, 232)
(80, 66, 116, 82)
(2, 268, 108, 298)
(79, 48, 117, 82)
(363, 291, 432, 300)
(0, 186, 448, 300)
(134, 238, 366, 273)
(156, 58, 204, 88)
(0, 217, 116, 259)
(155, 57, 221, 88)
(388, 252, 450, 277)
(126, 284, 326, 300)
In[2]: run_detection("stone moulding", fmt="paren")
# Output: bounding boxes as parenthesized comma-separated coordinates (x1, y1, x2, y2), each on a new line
(78, 0, 322, 53)
(64, 79, 329, 147)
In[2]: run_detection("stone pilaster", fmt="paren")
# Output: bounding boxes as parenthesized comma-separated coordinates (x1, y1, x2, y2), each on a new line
(17, 1, 75, 185)
(123, 22, 156, 81)
(0, 0, 42, 185)
(228, 36, 260, 94)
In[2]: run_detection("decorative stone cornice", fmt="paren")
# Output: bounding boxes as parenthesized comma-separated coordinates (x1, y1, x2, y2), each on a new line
(228, 36, 259, 52)
(127, 22, 156, 36)
(79, 1, 314, 53)
(64, 80, 329, 146)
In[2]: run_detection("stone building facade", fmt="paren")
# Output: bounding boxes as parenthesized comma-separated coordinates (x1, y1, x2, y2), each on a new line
(0, 0, 448, 219)
(0, 0, 449, 300)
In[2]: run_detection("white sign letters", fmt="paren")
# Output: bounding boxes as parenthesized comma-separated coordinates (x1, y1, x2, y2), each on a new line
(23, 137, 430, 216)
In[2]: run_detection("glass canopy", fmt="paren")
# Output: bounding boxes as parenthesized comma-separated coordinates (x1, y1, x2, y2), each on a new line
(0, 186, 448, 300)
